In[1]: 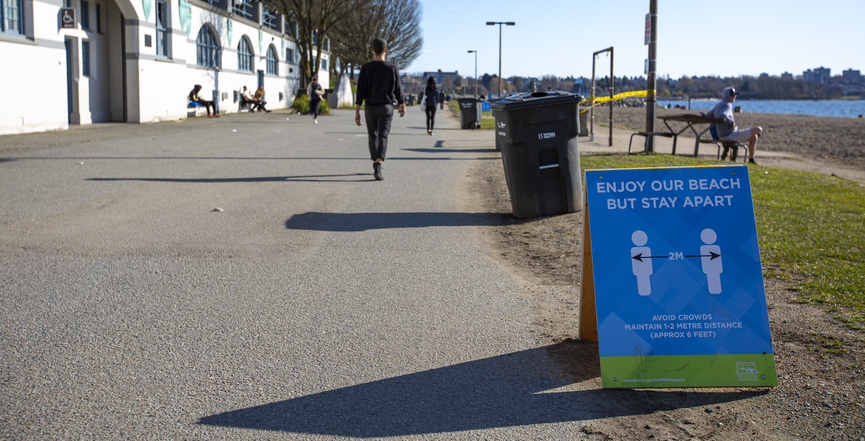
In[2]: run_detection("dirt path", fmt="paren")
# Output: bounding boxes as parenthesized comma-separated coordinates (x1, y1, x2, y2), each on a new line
(449, 105, 865, 439)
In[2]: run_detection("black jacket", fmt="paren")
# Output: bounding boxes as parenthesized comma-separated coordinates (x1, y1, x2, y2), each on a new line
(355, 60, 405, 106)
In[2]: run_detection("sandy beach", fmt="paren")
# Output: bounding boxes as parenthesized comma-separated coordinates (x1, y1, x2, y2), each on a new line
(592, 107, 865, 169)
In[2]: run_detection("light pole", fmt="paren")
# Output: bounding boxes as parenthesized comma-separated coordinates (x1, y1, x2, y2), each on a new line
(646, 0, 658, 152)
(486, 21, 514, 99)
(467, 50, 477, 97)
(591, 47, 614, 147)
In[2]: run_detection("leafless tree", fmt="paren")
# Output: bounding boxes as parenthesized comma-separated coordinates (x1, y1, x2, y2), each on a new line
(441, 76, 453, 92)
(264, 0, 368, 86)
(512, 77, 523, 93)
(490, 77, 514, 96)
(331, 0, 423, 74)
(540, 75, 560, 91)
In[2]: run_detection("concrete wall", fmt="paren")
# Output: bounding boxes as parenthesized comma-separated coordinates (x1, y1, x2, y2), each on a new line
(0, 0, 68, 134)
(0, 40, 69, 134)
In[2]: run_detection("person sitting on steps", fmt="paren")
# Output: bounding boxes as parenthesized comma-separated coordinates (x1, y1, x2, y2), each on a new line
(189, 85, 218, 118)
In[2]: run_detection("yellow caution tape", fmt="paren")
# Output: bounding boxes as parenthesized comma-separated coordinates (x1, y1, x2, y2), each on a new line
(590, 90, 649, 103)
(579, 90, 656, 113)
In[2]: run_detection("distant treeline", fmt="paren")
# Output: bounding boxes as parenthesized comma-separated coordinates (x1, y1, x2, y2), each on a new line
(616, 75, 850, 100)
(522, 74, 852, 100)
(407, 72, 857, 100)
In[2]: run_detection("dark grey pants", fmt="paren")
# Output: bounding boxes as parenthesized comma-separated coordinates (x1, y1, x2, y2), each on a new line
(425, 105, 437, 131)
(364, 104, 394, 161)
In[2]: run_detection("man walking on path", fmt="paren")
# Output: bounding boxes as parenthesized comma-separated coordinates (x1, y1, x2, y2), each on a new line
(355, 38, 405, 181)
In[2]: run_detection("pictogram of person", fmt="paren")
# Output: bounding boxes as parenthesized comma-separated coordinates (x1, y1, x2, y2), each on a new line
(700, 228, 723, 294)
(631, 230, 653, 296)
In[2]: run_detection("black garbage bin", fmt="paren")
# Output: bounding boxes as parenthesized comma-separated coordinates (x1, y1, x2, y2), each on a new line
(491, 91, 584, 218)
(488, 99, 505, 151)
(457, 97, 482, 129)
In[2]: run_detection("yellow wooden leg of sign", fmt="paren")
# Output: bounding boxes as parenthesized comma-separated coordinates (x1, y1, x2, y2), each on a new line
(579, 189, 598, 341)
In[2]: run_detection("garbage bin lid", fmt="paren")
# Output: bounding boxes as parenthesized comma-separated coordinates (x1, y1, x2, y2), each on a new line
(490, 91, 584, 111)
(456, 97, 479, 102)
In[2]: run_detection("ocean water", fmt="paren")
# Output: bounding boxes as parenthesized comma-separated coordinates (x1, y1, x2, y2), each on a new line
(658, 99, 865, 118)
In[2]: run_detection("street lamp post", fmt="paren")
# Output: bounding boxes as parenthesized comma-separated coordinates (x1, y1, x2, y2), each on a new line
(486, 21, 514, 99)
(467, 50, 477, 97)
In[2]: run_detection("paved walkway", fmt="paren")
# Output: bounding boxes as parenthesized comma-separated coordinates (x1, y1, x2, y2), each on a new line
(3, 106, 859, 439)
(0, 108, 600, 439)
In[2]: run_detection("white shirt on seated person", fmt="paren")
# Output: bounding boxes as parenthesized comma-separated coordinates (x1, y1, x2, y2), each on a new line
(241, 87, 254, 101)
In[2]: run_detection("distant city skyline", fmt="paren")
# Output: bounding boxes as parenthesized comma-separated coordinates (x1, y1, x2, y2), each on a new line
(407, 0, 864, 80)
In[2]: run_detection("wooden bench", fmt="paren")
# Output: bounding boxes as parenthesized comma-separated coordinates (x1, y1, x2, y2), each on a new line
(628, 131, 678, 155)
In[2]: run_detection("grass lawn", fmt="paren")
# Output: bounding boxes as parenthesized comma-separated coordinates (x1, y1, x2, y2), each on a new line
(447, 100, 460, 114)
(580, 154, 865, 329)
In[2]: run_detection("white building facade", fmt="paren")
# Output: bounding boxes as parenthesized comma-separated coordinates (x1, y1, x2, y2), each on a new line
(0, 0, 329, 134)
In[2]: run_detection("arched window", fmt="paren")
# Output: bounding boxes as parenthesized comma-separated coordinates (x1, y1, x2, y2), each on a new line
(196, 26, 220, 68)
(237, 36, 253, 72)
(266, 45, 278, 76)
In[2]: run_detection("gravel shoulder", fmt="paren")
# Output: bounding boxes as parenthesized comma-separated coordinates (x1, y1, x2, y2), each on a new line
(451, 105, 865, 440)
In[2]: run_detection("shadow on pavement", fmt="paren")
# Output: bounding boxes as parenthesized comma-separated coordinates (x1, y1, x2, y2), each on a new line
(197, 342, 763, 437)
(402, 148, 497, 154)
(88, 173, 372, 183)
(285, 211, 501, 231)
(12, 156, 496, 162)
(405, 126, 461, 131)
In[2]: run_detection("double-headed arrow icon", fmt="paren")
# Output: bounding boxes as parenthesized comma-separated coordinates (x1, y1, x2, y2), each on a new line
(631, 251, 721, 262)
(685, 251, 721, 260)
(631, 253, 668, 262)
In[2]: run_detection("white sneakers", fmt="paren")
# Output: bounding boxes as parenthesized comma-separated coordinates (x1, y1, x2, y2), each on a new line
(314, 119, 318, 124)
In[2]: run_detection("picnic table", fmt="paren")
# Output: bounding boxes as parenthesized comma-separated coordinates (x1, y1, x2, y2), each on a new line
(657, 113, 726, 157)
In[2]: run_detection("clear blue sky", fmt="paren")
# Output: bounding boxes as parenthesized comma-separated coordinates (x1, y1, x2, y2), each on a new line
(406, 0, 864, 80)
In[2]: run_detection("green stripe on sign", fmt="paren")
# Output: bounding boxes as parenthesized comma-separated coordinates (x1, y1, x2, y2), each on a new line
(600, 354, 778, 388)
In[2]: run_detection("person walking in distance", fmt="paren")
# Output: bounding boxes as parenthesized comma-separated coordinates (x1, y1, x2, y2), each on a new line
(307, 76, 324, 123)
(423, 76, 439, 135)
(354, 38, 405, 181)
(438, 89, 445, 110)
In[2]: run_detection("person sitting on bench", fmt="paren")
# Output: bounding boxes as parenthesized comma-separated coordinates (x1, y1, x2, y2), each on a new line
(189, 85, 218, 117)
(253, 85, 270, 113)
(240, 86, 260, 111)
(705, 87, 761, 164)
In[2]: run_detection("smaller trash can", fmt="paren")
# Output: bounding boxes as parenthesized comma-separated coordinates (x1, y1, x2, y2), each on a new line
(457, 97, 482, 129)
(491, 91, 584, 218)
(578, 106, 589, 136)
